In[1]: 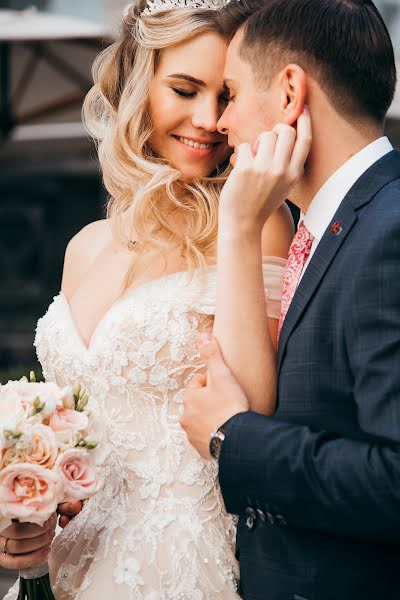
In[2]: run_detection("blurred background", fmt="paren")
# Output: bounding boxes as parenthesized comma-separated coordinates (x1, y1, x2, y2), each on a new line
(0, 1, 125, 592)
(0, 0, 127, 387)
(0, 0, 400, 591)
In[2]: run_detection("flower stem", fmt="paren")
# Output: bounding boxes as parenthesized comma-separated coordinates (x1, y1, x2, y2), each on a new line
(18, 575, 56, 600)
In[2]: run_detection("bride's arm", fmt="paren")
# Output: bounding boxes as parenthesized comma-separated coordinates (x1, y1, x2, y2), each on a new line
(213, 205, 293, 416)
(212, 117, 311, 416)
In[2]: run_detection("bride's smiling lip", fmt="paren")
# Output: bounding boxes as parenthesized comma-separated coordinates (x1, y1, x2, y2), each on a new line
(172, 134, 222, 145)
(171, 134, 224, 156)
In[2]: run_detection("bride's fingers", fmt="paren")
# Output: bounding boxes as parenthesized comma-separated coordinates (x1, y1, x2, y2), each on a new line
(233, 142, 254, 169)
(254, 131, 277, 169)
(289, 108, 312, 175)
(271, 124, 297, 171)
(1, 530, 54, 556)
(59, 515, 72, 529)
(2, 516, 56, 541)
(0, 544, 51, 571)
(57, 500, 83, 517)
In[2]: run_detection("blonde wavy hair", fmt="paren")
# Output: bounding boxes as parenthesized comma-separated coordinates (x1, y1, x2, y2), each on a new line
(82, 0, 231, 287)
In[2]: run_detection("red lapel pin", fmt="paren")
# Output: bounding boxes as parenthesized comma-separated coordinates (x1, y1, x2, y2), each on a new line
(331, 221, 343, 235)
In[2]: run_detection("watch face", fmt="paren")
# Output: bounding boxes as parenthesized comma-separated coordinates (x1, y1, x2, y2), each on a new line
(210, 434, 222, 459)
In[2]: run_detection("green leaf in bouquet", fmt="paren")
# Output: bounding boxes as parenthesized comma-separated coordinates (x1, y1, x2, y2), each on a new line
(77, 393, 89, 412)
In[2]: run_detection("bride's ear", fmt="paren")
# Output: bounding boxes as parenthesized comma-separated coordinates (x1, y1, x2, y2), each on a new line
(277, 64, 307, 126)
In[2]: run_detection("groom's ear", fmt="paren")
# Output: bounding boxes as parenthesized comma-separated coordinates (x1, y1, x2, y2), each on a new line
(277, 64, 307, 127)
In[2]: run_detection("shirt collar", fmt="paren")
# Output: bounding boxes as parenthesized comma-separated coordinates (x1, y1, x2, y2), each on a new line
(302, 136, 393, 241)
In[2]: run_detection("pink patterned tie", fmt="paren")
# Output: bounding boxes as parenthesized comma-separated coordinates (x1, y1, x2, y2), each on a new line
(278, 224, 314, 338)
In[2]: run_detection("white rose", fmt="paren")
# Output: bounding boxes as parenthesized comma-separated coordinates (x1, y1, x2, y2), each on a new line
(0, 388, 25, 449)
(55, 429, 80, 451)
(60, 386, 75, 410)
(5, 381, 64, 419)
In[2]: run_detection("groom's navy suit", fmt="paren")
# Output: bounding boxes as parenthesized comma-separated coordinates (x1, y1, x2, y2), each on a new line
(219, 149, 400, 600)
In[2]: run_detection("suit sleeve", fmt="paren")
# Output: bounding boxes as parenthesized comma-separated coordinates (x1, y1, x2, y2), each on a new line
(218, 215, 400, 543)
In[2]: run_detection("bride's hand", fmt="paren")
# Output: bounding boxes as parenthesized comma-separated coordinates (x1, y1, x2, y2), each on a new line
(0, 514, 56, 570)
(57, 501, 83, 529)
(218, 108, 312, 235)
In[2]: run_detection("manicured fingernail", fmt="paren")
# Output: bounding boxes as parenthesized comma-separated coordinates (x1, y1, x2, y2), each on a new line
(42, 546, 51, 557)
(49, 530, 56, 541)
(198, 333, 214, 348)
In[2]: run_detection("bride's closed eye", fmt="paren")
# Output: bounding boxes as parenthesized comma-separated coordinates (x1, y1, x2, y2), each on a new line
(171, 89, 229, 104)
(172, 88, 197, 98)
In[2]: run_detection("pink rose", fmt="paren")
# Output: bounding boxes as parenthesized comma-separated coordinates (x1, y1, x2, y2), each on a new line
(49, 408, 89, 433)
(56, 449, 99, 502)
(0, 463, 61, 527)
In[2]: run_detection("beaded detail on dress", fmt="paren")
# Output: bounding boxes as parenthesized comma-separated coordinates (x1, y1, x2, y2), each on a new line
(5, 259, 285, 600)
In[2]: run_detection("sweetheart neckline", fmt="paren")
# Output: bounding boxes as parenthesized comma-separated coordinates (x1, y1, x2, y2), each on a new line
(58, 268, 204, 352)
(51, 257, 285, 352)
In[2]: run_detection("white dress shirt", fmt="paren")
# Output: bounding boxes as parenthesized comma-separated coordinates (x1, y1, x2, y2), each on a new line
(299, 136, 393, 281)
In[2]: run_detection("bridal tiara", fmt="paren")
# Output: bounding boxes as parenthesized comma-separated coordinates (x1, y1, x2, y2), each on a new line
(141, 0, 234, 16)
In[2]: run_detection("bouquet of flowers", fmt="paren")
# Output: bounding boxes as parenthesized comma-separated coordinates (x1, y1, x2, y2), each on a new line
(0, 373, 105, 600)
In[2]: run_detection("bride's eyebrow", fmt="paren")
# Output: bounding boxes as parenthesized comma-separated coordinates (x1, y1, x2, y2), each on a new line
(166, 74, 206, 87)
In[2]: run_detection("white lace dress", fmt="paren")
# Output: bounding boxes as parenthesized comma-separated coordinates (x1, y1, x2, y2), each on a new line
(6, 259, 285, 600)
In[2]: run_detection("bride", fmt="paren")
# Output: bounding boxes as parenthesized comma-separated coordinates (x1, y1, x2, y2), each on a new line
(6, 0, 296, 598)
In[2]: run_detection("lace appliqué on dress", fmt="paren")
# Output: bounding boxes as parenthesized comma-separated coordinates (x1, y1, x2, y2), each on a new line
(5, 261, 285, 600)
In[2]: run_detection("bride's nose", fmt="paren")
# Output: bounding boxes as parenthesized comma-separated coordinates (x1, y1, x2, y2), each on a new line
(191, 97, 219, 132)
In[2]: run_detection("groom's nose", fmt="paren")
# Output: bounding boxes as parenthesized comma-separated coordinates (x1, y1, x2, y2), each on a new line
(217, 108, 229, 135)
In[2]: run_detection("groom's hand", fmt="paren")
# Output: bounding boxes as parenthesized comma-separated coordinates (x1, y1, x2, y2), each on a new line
(57, 501, 83, 529)
(180, 333, 248, 459)
(0, 514, 56, 570)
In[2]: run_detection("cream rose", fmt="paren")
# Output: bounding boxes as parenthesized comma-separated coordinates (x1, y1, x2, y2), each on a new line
(19, 424, 58, 469)
(0, 462, 61, 527)
(1, 447, 25, 469)
(56, 449, 99, 502)
(49, 408, 89, 433)
(55, 429, 80, 451)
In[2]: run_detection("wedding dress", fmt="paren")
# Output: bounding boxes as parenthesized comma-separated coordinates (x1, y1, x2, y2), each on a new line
(6, 258, 285, 600)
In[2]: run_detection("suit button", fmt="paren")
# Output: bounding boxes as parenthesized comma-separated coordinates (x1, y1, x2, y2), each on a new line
(245, 507, 257, 530)
(276, 515, 288, 526)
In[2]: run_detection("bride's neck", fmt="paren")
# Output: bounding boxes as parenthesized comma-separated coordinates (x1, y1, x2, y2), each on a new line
(120, 187, 189, 244)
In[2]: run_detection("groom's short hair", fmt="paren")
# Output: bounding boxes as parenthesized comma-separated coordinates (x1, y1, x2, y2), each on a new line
(221, 0, 396, 124)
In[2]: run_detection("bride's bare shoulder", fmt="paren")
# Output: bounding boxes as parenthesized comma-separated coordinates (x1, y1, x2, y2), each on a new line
(66, 219, 111, 256)
(61, 219, 111, 297)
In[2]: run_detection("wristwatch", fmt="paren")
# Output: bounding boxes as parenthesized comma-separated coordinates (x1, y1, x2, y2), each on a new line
(209, 428, 226, 461)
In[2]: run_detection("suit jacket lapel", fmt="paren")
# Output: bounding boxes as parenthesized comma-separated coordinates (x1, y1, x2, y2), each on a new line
(277, 149, 400, 372)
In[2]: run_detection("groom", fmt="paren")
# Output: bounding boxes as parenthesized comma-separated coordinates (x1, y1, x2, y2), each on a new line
(181, 1, 400, 599)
